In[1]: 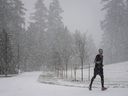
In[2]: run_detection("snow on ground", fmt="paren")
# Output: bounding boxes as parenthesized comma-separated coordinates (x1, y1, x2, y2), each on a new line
(66, 61, 128, 81)
(39, 61, 128, 88)
(105, 61, 128, 81)
(0, 62, 128, 96)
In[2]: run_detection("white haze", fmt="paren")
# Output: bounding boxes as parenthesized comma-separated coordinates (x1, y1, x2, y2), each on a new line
(22, 0, 104, 47)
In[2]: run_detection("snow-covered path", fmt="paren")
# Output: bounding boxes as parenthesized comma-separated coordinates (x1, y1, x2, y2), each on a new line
(0, 72, 128, 96)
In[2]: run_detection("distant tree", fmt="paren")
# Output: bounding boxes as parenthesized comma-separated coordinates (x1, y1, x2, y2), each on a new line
(46, 0, 64, 73)
(10, 0, 26, 71)
(86, 35, 96, 65)
(0, 29, 12, 76)
(0, 0, 26, 74)
(59, 27, 73, 78)
(74, 30, 88, 81)
(123, 0, 128, 60)
(26, 0, 48, 71)
(48, 0, 63, 30)
(101, 0, 127, 64)
(86, 35, 96, 81)
(0, 0, 12, 29)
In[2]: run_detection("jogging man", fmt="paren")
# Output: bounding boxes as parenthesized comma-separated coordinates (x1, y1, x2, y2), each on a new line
(89, 49, 107, 91)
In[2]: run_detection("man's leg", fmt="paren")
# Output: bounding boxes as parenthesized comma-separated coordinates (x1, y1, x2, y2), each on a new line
(89, 73, 97, 90)
(99, 69, 107, 90)
(100, 74, 104, 88)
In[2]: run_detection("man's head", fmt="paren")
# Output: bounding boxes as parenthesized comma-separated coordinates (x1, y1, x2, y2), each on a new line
(98, 49, 103, 55)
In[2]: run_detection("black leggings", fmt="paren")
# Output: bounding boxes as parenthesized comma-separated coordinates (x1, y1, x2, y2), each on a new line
(90, 68, 104, 88)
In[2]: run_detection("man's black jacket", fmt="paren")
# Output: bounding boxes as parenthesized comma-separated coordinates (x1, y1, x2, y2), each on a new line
(94, 54, 103, 68)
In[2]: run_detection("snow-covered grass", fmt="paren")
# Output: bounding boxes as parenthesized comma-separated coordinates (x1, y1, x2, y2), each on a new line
(67, 61, 128, 81)
(105, 61, 128, 81)
(39, 61, 128, 88)
(0, 62, 128, 96)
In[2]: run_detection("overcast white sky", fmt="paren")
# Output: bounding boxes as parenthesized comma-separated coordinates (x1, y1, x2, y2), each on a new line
(22, 0, 104, 47)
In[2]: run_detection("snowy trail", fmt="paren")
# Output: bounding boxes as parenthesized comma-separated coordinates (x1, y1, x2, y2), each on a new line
(0, 72, 128, 96)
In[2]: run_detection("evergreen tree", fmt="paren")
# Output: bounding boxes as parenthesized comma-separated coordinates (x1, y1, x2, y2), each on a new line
(10, 0, 26, 71)
(0, 0, 11, 75)
(48, 0, 63, 30)
(101, 0, 126, 64)
(123, 0, 128, 61)
(0, 0, 26, 74)
(46, 0, 64, 72)
(26, 0, 48, 71)
(0, 0, 12, 29)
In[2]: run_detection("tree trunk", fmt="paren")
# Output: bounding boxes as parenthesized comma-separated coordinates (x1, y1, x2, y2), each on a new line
(4, 30, 8, 77)
(65, 63, 68, 79)
(81, 58, 84, 81)
(74, 67, 77, 81)
(88, 63, 90, 81)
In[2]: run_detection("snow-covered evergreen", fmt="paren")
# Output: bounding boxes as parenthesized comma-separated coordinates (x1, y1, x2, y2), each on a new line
(101, 0, 128, 64)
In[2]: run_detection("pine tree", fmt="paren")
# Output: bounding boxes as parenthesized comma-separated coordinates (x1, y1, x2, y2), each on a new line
(0, 0, 12, 29)
(0, 0, 14, 75)
(11, 0, 26, 71)
(101, 0, 126, 64)
(0, 0, 26, 74)
(123, 0, 128, 61)
(48, 0, 63, 29)
(26, 0, 48, 71)
(46, 0, 64, 72)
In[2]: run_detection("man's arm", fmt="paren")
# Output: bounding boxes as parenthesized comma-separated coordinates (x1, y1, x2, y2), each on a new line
(94, 55, 97, 64)
(94, 55, 102, 64)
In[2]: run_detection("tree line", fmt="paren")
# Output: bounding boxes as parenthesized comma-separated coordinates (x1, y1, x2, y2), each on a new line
(0, 0, 96, 80)
(25, 0, 96, 81)
(1, 0, 128, 81)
